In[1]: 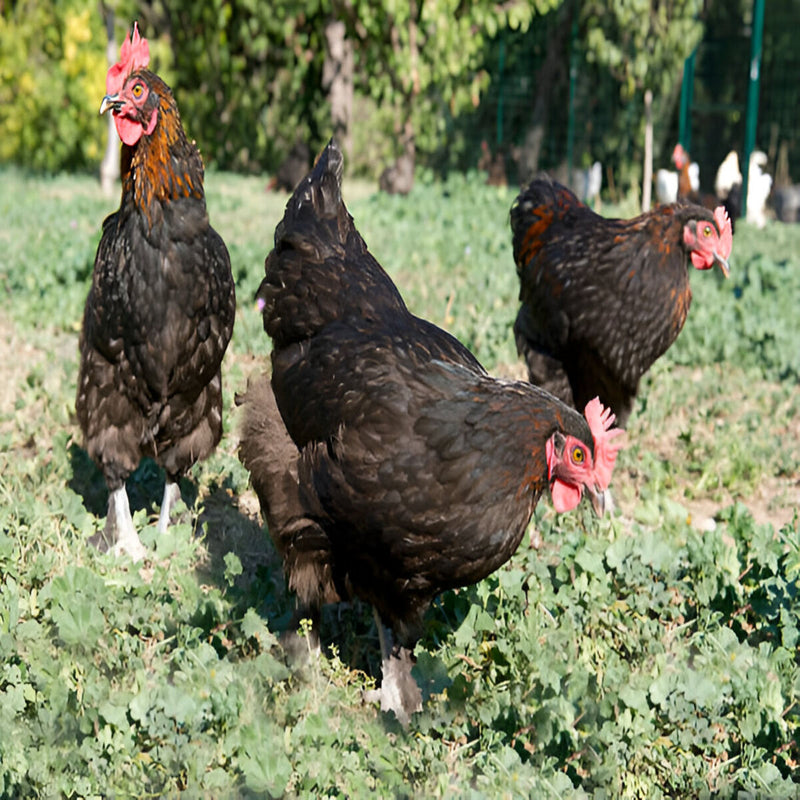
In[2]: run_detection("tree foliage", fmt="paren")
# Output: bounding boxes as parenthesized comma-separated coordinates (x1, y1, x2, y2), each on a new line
(1, 0, 787, 191)
(336, 0, 560, 156)
(161, 0, 331, 172)
(578, 0, 706, 186)
(582, 0, 705, 100)
(0, 0, 107, 171)
(0, 0, 561, 174)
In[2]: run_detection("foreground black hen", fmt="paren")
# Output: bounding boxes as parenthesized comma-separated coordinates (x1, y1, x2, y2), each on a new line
(76, 24, 235, 560)
(512, 178, 732, 428)
(238, 141, 622, 724)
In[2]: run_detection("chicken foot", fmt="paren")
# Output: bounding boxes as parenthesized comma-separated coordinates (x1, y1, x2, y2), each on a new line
(363, 609, 423, 727)
(107, 486, 147, 562)
(157, 480, 181, 533)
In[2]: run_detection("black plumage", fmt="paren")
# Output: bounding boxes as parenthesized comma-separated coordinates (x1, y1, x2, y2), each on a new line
(239, 141, 621, 723)
(512, 178, 732, 428)
(77, 27, 235, 560)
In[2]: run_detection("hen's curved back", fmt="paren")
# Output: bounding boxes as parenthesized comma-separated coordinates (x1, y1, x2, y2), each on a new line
(509, 178, 600, 275)
(259, 140, 407, 348)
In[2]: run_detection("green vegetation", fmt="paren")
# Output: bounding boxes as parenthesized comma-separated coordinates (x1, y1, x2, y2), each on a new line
(1, 0, 556, 174)
(0, 168, 799, 797)
(0, 2, 107, 171)
(0, 0, 741, 180)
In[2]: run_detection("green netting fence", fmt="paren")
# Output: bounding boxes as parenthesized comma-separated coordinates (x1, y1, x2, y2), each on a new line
(447, 0, 799, 215)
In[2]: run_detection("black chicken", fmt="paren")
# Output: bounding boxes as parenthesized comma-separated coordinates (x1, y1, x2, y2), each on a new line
(238, 141, 623, 724)
(76, 23, 235, 560)
(512, 178, 732, 428)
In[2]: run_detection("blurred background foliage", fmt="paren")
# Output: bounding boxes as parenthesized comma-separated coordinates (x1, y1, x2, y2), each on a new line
(1, 0, 798, 192)
(0, 0, 108, 170)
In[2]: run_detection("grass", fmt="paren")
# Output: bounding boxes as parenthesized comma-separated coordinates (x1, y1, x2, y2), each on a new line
(0, 165, 799, 797)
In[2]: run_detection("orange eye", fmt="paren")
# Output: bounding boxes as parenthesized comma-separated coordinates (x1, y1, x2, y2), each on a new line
(572, 446, 585, 464)
(132, 83, 144, 98)
(703, 225, 712, 237)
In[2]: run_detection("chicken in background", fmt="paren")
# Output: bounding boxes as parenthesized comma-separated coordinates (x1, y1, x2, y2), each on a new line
(655, 143, 705, 206)
(655, 165, 679, 205)
(672, 143, 701, 199)
(238, 141, 623, 725)
(478, 140, 509, 187)
(655, 143, 701, 205)
(76, 23, 235, 561)
(745, 150, 773, 228)
(654, 167, 679, 205)
(577, 161, 603, 207)
(267, 140, 311, 193)
(713, 148, 774, 229)
(714, 150, 742, 200)
(237, 374, 338, 660)
(674, 143, 749, 231)
(512, 177, 732, 429)
(772, 183, 800, 223)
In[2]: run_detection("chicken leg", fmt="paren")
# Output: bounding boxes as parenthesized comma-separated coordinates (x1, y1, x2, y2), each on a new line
(363, 609, 423, 727)
(157, 480, 181, 533)
(107, 486, 147, 562)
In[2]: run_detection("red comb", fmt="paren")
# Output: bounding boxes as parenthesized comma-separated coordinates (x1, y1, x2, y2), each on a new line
(584, 397, 625, 491)
(713, 206, 733, 259)
(106, 22, 150, 96)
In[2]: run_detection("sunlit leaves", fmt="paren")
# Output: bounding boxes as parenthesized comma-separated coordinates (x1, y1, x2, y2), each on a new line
(0, 1, 107, 170)
(582, 0, 705, 99)
(330, 0, 554, 156)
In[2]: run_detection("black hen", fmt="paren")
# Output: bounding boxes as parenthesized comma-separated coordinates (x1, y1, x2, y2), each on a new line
(76, 24, 235, 560)
(512, 178, 732, 428)
(238, 141, 622, 724)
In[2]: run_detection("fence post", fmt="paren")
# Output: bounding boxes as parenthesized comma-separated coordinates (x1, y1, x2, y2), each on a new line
(741, 0, 765, 219)
(678, 49, 696, 154)
(643, 90, 653, 212)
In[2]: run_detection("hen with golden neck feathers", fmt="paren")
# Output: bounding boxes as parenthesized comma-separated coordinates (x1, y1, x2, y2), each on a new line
(76, 23, 235, 560)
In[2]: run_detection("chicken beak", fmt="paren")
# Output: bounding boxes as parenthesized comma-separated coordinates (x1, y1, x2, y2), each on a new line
(100, 94, 122, 115)
(586, 485, 606, 516)
(714, 252, 730, 279)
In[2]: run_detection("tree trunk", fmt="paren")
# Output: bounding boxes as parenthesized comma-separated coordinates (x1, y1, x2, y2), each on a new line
(323, 18, 354, 159)
(379, 0, 418, 193)
(642, 89, 653, 211)
(99, 9, 119, 197)
(517, 6, 573, 184)
(379, 121, 415, 195)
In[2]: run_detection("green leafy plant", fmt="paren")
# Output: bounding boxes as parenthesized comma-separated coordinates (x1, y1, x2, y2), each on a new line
(0, 168, 798, 796)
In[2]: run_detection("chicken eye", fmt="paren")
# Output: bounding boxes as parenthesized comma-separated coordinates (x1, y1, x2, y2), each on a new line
(703, 225, 712, 237)
(132, 83, 144, 98)
(572, 446, 585, 464)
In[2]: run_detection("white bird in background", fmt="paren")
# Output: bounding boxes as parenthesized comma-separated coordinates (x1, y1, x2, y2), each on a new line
(716, 149, 773, 228)
(746, 150, 772, 228)
(655, 144, 699, 204)
(658, 145, 771, 228)
(715, 150, 742, 199)
(655, 168, 678, 204)
(578, 161, 602, 206)
(687, 162, 700, 193)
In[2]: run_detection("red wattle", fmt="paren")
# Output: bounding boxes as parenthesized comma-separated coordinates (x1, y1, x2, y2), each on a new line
(116, 116, 143, 146)
(550, 479, 582, 512)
